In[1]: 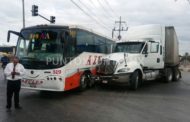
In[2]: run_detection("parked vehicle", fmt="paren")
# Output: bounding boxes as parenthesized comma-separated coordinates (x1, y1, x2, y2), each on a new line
(96, 24, 181, 90)
(7, 25, 115, 91)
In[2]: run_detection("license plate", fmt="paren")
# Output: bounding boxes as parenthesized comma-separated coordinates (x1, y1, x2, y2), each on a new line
(102, 80, 108, 84)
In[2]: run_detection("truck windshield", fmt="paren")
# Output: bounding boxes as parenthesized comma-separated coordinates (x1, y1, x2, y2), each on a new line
(115, 42, 145, 53)
(17, 29, 68, 69)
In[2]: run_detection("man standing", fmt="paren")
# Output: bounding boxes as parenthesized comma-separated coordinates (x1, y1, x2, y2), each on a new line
(4, 56, 25, 111)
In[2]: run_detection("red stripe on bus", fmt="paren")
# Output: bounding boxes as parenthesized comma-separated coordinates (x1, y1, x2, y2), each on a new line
(64, 71, 83, 91)
(64, 68, 96, 91)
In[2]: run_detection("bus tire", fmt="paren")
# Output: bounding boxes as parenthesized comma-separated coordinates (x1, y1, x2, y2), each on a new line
(87, 73, 94, 88)
(165, 68, 173, 83)
(129, 71, 139, 90)
(79, 74, 88, 91)
(173, 68, 180, 81)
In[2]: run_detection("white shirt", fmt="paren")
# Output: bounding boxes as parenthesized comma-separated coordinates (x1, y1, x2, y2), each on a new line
(4, 63, 25, 81)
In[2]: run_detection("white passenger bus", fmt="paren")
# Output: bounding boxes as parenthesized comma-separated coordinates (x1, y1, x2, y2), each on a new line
(7, 25, 115, 91)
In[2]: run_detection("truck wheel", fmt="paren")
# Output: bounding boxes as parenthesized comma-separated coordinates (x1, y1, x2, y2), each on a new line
(129, 71, 139, 90)
(165, 68, 173, 83)
(79, 74, 88, 91)
(173, 68, 180, 81)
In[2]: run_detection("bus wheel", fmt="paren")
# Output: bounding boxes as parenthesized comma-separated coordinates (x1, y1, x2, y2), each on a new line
(87, 73, 94, 88)
(79, 74, 88, 91)
(173, 68, 180, 81)
(165, 68, 173, 83)
(129, 71, 139, 90)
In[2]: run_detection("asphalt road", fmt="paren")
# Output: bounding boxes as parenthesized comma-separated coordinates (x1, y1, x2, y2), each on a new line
(0, 69, 190, 122)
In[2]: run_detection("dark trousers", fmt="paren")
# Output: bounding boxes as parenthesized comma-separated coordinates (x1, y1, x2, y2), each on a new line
(6, 80, 21, 108)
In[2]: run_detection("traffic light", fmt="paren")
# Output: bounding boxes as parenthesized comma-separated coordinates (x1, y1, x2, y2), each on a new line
(32, 5, 38, 16)
(50, 16, 55, 23)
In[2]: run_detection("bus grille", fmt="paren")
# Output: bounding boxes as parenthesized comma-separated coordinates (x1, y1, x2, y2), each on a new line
(97, 59, 117, 75)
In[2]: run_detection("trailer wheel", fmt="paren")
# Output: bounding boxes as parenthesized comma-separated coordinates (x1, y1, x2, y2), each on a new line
(173, 68, 180, 81)
(129, 71, 139, 90)
(165, 68, 173, 83)
(79, 74, 88, 91)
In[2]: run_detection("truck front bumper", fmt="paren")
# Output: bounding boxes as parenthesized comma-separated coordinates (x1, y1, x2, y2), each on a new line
(95, 73, 131, 84)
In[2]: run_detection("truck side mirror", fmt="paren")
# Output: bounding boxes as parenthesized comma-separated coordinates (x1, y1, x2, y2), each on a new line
(142, 44, 148, 57)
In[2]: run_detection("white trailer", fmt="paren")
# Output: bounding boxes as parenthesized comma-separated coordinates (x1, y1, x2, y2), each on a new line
(96, 24, 181, 90)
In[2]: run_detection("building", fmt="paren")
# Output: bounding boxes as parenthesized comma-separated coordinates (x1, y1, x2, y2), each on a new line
(0, 46, 16, 54)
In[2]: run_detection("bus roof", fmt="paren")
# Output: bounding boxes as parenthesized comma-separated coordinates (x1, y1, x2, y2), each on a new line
(22, 24, 115, 41)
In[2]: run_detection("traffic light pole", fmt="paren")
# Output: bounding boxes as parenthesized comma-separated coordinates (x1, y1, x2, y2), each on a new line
(31, 5, 55, 24)
(38, 14, 52, 23)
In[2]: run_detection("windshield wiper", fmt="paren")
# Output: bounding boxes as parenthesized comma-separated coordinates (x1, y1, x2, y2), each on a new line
(20, 57, 37, 60)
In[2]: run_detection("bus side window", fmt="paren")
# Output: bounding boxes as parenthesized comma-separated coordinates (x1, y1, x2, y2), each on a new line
(94, 36, 106, 53)
(76, 30, 94, 54)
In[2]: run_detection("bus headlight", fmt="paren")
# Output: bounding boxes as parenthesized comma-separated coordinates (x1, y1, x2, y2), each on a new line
(117, 68, 130, 73)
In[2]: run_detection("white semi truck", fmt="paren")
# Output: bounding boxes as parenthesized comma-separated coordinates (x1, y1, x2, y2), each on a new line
(96, 25, 181, 90)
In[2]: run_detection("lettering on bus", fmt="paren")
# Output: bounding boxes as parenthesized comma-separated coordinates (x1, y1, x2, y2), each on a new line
(86, 55, 102, 65)
(30, 33, 50, 40)
(22, 79, 43, 88)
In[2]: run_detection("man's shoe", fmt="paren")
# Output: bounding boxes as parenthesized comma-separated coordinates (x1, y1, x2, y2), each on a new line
(6, 109, 11, 112)
(15, 106, 22, 109)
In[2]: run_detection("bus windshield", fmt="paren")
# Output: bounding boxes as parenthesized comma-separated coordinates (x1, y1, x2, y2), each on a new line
(115, 42, 145, 53)
(17, 29, 69, 69)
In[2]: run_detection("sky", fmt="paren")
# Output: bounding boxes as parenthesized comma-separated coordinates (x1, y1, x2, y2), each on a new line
(0, 0, 189, 55)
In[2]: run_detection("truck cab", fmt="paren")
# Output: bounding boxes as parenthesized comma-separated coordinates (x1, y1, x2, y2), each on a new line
(96, 25, 181, 90)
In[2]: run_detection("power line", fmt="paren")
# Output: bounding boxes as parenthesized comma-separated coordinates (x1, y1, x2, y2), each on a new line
(103, 0, 119, 17)
(77, 0, 112, 29)
(89, 0, 109, 19)
(88, 0, 116, 26)
(97, 0, 115, 20)
(70, 0, 111, 31)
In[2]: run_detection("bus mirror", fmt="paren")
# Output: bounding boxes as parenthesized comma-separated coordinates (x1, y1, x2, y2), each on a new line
(7, 30, 22, 42)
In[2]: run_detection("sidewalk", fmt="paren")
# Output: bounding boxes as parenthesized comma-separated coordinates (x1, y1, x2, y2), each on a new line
(179, 65, 190, 72)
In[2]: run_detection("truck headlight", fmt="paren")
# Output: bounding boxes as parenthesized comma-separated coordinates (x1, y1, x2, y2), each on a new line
(117, 68, 130, 73)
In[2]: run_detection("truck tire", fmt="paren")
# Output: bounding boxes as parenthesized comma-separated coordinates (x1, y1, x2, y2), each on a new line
(79, 74, 88, 91)
(165, 68, 173, 83)
(129, 71, 139, 90)
(173, 68, 180, 81)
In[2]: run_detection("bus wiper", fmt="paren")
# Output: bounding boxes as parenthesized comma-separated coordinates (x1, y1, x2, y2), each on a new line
(21, 57, 37, 60)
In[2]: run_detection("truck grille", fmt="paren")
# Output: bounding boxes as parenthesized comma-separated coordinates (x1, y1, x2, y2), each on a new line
(97, 59, 117, 75)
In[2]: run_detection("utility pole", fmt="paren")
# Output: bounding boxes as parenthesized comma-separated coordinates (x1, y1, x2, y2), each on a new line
(22, 0, 25, 28)
(112, 16, 128, 40)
